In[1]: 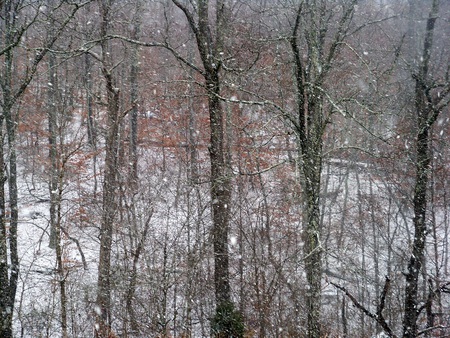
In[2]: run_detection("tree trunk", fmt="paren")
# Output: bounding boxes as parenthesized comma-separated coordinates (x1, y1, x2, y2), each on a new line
(0, 4, 19, 335)
(171, 2, 237, 335)
(288, 2, 357, 336)
(0, 115, 12, 338)
(209, 82, 232, 308)
(95, 1, 121, 337)
(290, 6, 325, 336)
(48, 27, 58, 250)
(301, 144, 323, 338)
(402, 1, 441, 337)
(95, 68, 120, 338)
(47, 46, 69, 337)
(129, 1, 140, 189)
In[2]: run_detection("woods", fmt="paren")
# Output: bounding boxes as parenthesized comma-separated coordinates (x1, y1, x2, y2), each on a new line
(0, 0, 449, 337)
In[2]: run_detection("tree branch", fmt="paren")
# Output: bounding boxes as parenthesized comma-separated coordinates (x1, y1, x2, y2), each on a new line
(331, 277, 398, 338)
(107, 34, 205, 76)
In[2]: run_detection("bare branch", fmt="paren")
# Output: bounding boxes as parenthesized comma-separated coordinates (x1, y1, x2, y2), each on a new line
(10, 1, 89, 106)
(331, 277, 398, 338)
(233, 160, 288, 176)
(418, 325, 450, 336)
(106, 34, 205, 75)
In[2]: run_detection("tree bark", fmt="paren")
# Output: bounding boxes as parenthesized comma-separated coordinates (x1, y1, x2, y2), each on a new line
(0, 115, 11, 338)
(290, 5, 324, 337)
(0, 3, 20, 335)
(172, 0, 233, 324)
(47, 45, 69, 337)
(288, 2, 357, 336)
(402, 1, 441, 336)
(95, 1, 121, 337)
(129, 1, 141, 189)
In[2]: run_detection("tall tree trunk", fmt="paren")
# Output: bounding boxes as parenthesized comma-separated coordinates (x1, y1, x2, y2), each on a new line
(95, 64, 120, 338)
(0, 0, 7, 330)
(402, 2, 441, 336)
(290, 6, 325, 337)
(85, 52, 97, 148)
(288, 2, 357, 336)
(0, 4, 19, 335)
(209, 76, 232, 308)
(84, 52, 99, 196)
(47, 47, 69, 338)
(47, 9, 58, 250)
(2, 78, 19, 338)
(4, 108, 18, 338)
(0, 116, 11, 338)
(301, 139, 323, 338)
(123, 2, 142, 333)
(95, 1, 121, 337)
(171, 2, 238, 336)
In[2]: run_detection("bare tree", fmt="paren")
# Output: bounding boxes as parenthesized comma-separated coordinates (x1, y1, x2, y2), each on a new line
(402, 0, 449, 336)
(94, 1, 123, 336)
(169, 1, 243, 336)
(0, 2, 84, 336)
(329, 0, 449, 336)
(286, 2, 357, 336)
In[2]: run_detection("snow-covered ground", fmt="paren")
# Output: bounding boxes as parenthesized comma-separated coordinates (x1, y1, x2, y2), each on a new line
(9, 145, 450, 337)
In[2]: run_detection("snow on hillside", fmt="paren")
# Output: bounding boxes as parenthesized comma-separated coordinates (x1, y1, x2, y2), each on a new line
(10, 146, 450, 337)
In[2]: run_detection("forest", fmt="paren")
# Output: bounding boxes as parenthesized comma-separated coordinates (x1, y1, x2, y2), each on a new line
(0, 0, 449, 337)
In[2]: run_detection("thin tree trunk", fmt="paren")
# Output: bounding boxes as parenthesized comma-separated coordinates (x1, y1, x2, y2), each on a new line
(0, 115, 12, 338)
(47, 46, 68, 337)
(302, 151, 323, 338)
(95, 70, 120, 338)
(48, 29, 58, 250)
(84, 52, 98, 196)
(122, 3, 142, 335)
(209, 73, 232, 307)
(55, 167, 68, 338)
(290, 6, 324, 335)
(1, 4, 19, 334)
(0, 5, 12, 335)
(129, 1, 140, 189)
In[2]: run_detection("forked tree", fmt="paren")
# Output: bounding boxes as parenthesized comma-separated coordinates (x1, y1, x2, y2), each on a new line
(286, 1, 357, 336)
(403, 0, 449, 336)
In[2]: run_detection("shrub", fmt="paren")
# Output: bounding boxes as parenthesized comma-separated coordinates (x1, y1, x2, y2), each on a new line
(210, 301, 245, 338)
